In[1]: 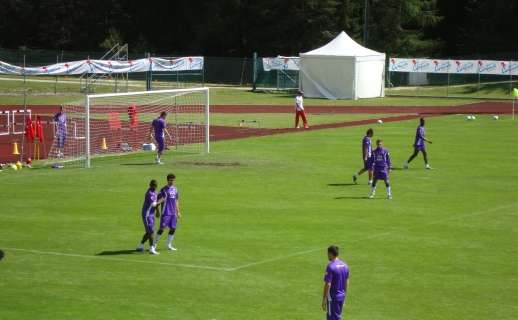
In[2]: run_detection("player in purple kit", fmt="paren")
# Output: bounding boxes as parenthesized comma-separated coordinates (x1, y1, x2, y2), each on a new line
(136, 179, 160, 255)
(403, 118, 432, 169)
(153, 173, 181, 251)
(353, 128, 374, 185)
(369, 139, 392, 199)
(322, 245, 349, 320)
(149, 112, 172, 165)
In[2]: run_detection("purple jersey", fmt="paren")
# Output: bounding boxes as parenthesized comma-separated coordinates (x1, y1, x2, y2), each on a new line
(159, 185, 179, 217)
(152, 118, 166, 139)
(141, 188, 157, 217)
(414, 125, 425, 147)
(370, 147, 391, 174)
(54, 112, 67, 137)
(362, 136, 372, 159)
(324, 259, 349, 301)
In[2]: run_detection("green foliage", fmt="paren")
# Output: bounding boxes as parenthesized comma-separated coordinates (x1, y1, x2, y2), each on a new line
(100, 28, 123, 51)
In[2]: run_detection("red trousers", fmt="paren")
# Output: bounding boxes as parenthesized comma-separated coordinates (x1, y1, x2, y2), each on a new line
(295, 110, 308, 128)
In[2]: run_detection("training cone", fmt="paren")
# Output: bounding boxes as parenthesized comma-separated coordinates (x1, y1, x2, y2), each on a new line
(12, 142, 20, 155)
(101, 138, 108, 150)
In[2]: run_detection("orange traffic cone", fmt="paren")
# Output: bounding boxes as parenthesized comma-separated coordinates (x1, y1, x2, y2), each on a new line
(12, 142, 20, 155)
(101, 138, 108, 150)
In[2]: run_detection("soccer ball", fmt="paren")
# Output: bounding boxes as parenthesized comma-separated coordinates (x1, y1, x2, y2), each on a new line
(493, 115, 499, 120)
(15, 161, 22, 170)
(466, 115, 475, 121)
(377, 119, 383, 124)
(10, 164, 18, 171)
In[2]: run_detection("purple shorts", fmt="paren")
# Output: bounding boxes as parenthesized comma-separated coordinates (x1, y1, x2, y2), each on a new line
(160, 214, 177, 229)
(414, 145, 426, 152)
(374, 171, 389, 180)
(363, 158, 372, 171)
(57, 134, 66, 148)
(156, 137, 165, 152)
(142, 215, 155, 234)
(327, 299, 344, 320)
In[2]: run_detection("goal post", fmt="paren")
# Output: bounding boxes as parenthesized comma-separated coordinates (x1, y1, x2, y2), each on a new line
(48, 88, 210, 168)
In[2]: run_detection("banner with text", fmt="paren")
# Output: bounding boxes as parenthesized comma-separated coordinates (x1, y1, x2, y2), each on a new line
(262, 56, 300, 71)
(389, 58, 518, 76)
(0, 56, 204, 76)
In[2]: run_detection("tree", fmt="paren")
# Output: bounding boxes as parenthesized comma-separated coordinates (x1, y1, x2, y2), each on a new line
(100, 28, 123, 50)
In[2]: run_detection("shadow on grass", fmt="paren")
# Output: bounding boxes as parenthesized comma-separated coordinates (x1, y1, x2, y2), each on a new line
(0, 249, 4, 261)
(328, 183, 356, 187)
(334, 196, 381, 200)
(96, 249, 138, 256)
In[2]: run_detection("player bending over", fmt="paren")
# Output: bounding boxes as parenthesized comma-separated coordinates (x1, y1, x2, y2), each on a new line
(136, 179, 160, 255)
(369, 139, 392, 199)
(404, 118, 432, 169)
(149, 112, 172, 165)
(353, 128, 374, 185)
(322, 245, 349, 320)
(154, 173, 181, 251)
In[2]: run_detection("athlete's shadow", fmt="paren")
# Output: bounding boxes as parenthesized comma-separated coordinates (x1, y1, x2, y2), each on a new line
(0, 249, 4, 261)
(334, 196, 372, 200)
(96, 249, 138, 256)
(327, 183, 356, 187)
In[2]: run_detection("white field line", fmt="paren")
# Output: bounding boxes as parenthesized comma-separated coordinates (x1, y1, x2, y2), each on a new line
(2, 247, 232, 272)
(228, 203, 517, 271)
(2, 204, 515, 273)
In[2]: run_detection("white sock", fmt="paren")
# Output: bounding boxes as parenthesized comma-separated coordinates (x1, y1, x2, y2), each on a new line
(368, 180, 373, 185)
(167, 234, 174, 246)
(369, 186, 376, 196)
(154, 233, 162, 246)
(387, 186, 392, 196)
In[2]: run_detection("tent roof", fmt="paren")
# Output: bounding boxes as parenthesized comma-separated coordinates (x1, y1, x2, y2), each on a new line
(300, 31, 384, 57)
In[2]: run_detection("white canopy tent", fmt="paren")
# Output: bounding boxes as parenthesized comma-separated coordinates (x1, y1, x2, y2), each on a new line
(299, 31, 386, 100)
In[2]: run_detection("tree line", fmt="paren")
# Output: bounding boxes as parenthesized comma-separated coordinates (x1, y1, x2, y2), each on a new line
(0, 0, 516, 58)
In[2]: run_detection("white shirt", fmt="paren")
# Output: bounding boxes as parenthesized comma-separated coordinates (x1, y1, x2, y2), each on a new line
(295, 95, 304, 111)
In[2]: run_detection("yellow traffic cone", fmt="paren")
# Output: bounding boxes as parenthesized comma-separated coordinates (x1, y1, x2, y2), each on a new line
(12, 142, 20, 155)
(101, 138, 108, 150)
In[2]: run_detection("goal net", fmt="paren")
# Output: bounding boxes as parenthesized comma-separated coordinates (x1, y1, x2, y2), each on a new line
(47, 88, 209, 168)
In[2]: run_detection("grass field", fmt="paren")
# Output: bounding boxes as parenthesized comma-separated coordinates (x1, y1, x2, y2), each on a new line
(0, 75, 480, 106)
(1, 114, 517, 319)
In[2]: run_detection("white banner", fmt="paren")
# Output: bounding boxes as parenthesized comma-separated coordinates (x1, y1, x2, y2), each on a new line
(263, 56, 300, 71)
(0, 56, 203, 75)
(389, 57, 518, 76)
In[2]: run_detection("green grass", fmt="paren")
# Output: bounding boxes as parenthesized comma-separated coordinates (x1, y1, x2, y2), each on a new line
(387, 80, 517, 99)
(0, 75, 480, 106)
(1, 115, 517, 319)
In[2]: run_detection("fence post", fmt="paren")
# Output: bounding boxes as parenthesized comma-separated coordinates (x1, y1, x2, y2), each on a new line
(509, 59, 513, 98)
(55, 54, 58, 94)
(252, 52, 257, 91)
(145, 53, 152, 91)
(446, 58, 451, 97)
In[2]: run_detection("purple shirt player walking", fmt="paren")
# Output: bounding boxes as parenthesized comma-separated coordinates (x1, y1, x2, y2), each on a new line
(404, 118, 432, 169)
(136, 180, 160, 255)
(322, 245, 349, 320)
(153, 173, 181, 251)
(369, 139, 392, 199)
(149, 112, 172, 165)
(353, 128, 374, 185)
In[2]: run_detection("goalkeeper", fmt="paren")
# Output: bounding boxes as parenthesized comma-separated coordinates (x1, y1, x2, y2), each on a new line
(149, 112, 172, 165)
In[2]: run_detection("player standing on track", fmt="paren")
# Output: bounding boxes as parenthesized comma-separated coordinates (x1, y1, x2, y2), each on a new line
(353, 128, 374, 185)
(149, 112, 172, 165)
(403, 118, 432, 169)
(322, 245, 349, 320)
(295, 90, 309, 129)
(136, 179, 160, 255)
(368, 139, 392, 199)
(154, 173, 181, 251)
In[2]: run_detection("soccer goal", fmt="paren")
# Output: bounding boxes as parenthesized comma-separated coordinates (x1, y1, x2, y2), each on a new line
(47, 88, 210, 168)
